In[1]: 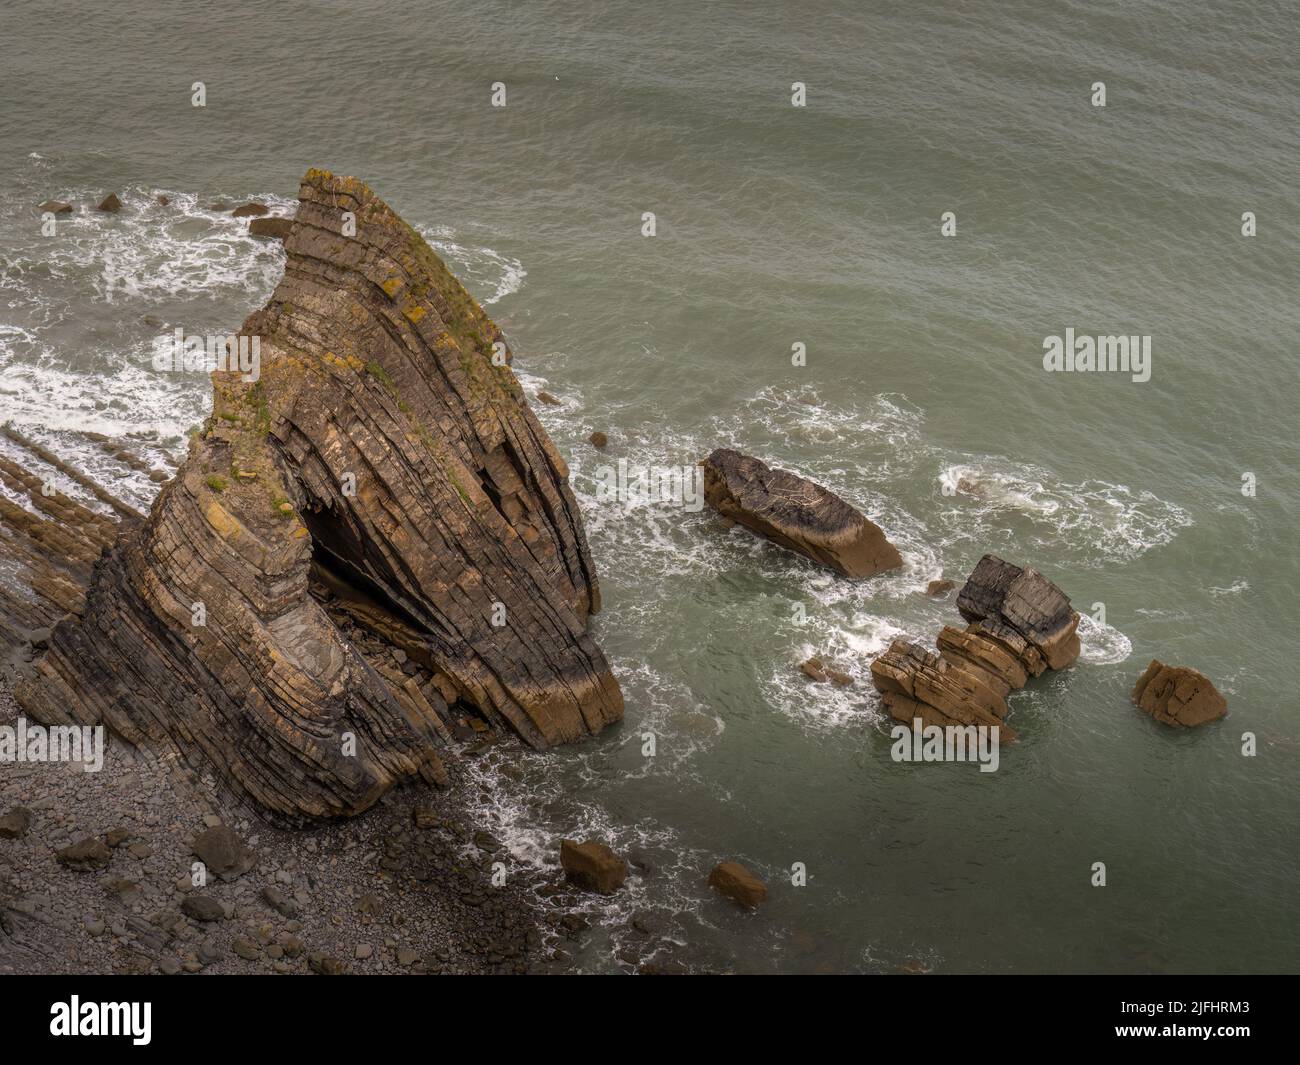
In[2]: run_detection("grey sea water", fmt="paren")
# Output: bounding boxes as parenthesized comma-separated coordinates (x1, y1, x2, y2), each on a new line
(1, 0, 1297, 972)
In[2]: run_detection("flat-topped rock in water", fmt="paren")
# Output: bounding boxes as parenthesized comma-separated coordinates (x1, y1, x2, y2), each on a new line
(248, 216, 292, 240)
(702, 448, 902, 578)
(14, 168, 623, 824)
(871, 555, 1079, 740)
(956, 554, 1080, 671)
(1132, 660, 1226, 727)
(560, 839, 628, 895)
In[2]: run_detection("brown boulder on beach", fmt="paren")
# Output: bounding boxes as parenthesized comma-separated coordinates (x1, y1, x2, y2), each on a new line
(1132, 660, 1226, 727)
(701, 448, 902, 578)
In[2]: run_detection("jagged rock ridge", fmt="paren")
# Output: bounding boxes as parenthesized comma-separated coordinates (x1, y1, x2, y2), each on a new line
(16, 169, 623, 822)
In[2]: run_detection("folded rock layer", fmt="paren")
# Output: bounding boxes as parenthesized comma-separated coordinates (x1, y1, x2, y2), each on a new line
(871, 555, 1080, 741)
(16, 169, 622, 822)
(702, 448, 902, 578)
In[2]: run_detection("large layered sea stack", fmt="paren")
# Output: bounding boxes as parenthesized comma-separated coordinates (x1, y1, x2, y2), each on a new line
(871, 555, 1080, 740)
(701, 449, 902, 578)
(14, 169, 623, 823)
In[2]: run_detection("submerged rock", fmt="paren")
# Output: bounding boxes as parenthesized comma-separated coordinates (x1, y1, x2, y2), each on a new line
(230, 201, 268, 217)
(800, 657, 828, 682)
(708, 861, 766, 908)
(589, 431, 608, 449)
(1132, 660, 1226, 727)
(701, 449, 902, 578)
(871, 555, 1080, 741)
(800, 657, 852, 686)
(560, 839, 627, 895)
(14, 169, 623, 824)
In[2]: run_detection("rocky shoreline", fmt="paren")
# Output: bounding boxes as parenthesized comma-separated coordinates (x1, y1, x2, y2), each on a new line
(0, 674, 589, 975)
(2, 171, 1233, 977)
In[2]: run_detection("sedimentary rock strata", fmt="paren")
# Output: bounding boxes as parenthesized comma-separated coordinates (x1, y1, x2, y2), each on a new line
(702, 448, 902, 578)
(0, 428, 131, 651)
(871, 555, 1080, 741)
(12, 168, 622, 823)
(1132, 660, 1226, 727)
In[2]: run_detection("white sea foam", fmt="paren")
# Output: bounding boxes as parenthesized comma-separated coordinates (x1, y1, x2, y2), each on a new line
(1, 190, 531, 508)
(1075, 611, 1132, 665)
(414, 224, 527, 305)
(761, 614, 902, 730)
(456, 741, 711, 972)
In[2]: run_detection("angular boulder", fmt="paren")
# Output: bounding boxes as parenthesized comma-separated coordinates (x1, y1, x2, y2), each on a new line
(956, 554, 1081, 672)
(708, 861, 766, 908)
(0, 807, 33, 839)
(871, 555, 1079, 740)
(56, 837, 112, 871)
(96, 193, 122, 213)
(38, 200, 73, 216)
(192, 825, 256, 881)
(181, 894, 226, 922)
(14, 169, 622, 824)
(248, 216, 292, 240)
(560, 838, 627, 895)
(1132, 660, 1226, 727)
(702, 449, 902, 578)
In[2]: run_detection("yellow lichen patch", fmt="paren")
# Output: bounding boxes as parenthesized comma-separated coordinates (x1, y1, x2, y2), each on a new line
(381, 277, 404, 298)
(402, 303, 426, 323)
(204, 498, 245, 543)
